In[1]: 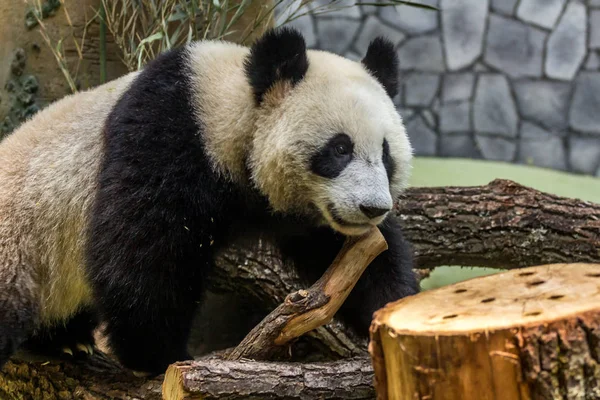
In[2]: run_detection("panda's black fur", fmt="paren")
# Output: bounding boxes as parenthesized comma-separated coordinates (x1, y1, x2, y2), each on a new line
(0, 27, 419, 375)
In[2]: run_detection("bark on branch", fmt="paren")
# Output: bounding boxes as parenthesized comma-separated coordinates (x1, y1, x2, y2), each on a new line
(398, 178, 600, 269)
(162, 357, 375, 400)
(225, 228, 387, 361)
(211, 236, 370, 360)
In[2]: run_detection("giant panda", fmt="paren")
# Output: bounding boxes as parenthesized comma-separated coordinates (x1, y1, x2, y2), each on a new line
(0, 26, 419, 376)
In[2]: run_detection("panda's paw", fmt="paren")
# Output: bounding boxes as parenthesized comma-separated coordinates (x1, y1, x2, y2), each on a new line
(61, 342, 95, 358)
(24, 309, 99, 360)
(24, 335, 97, 361)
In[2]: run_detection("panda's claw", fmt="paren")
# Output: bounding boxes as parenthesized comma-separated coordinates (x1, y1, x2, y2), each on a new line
(62, 346, 74, 357)
(87, 344, 94, 355)
(133, 370, 152, 378)
(76, 343, 90, 355)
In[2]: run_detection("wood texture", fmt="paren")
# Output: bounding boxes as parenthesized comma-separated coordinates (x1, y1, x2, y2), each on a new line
(226, 227, 387, 361)
(399, 179, 600, 269)
(370, 263, 600, 400)
(163, 357, 375, 400)
(211, 234, 369, 360)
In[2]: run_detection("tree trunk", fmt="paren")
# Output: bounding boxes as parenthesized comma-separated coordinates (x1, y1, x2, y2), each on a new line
(0, 0, 273, 137)
(369, 262, 600, 400)
(2, 179, 599, 399)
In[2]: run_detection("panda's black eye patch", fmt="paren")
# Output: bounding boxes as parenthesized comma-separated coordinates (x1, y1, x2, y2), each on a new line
(310, 133, 354, 179)
(382, 138, 395, 181)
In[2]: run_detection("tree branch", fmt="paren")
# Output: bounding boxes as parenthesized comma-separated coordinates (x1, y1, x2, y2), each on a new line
(162, 357, 375, 400)
(225, 228, 387, 361)
(211, 235, 369, 360)
(398, 179, 600, 269)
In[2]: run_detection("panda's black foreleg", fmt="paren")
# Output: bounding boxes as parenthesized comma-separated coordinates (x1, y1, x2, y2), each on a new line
(338, 217, 420, 336)
(90, 263, 201, 376)
(85, 173, 220, 375)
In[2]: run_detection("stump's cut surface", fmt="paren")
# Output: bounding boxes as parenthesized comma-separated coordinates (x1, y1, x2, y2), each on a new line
(369, 263, 600, 400)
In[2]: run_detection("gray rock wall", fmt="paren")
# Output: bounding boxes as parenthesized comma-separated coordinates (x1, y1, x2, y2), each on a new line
(277, 0, 600, 176)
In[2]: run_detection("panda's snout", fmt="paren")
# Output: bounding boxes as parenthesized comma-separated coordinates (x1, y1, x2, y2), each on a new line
(359, 204, 390, 219)
(323, 159, 393, 230)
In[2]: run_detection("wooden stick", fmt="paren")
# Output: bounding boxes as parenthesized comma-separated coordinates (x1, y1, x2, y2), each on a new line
(162, 357, 375, 400)
(370, 263, 600, 400)
(225, 227, 388, 361)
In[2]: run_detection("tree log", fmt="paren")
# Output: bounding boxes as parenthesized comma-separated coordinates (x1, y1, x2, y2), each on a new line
(399, 179, 600, 269)
(162, 357, 375, 400)
(369, 262, 600, 400)
(206, 178, 600, 358)
(226, 227, 387, 361)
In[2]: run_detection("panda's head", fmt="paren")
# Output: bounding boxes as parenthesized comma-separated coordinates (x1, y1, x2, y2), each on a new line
(245, 27, 412, 236)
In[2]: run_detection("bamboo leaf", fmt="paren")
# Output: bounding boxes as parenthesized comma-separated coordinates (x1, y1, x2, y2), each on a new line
(168, 10, 188, 22)
(138, 31, 164, 47)
(355, 1, 438, 10)
(224, 0, 251, 32)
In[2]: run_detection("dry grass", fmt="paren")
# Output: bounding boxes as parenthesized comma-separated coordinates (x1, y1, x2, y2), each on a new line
(26, 0, 98, 92)
(99, 0, 364, 72)
(27, 0, 436, 89)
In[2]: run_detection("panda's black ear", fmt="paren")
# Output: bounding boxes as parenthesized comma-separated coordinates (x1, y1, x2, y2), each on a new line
(361, 37, 399, 99)
(244, 26, 309, 105)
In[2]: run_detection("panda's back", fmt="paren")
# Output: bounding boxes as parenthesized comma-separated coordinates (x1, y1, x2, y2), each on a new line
(0, 72, 139, 325)
(0, 39, 253, 327)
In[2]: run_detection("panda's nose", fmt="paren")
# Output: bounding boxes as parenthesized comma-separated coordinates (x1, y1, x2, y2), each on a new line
(359, 204, 390, 219)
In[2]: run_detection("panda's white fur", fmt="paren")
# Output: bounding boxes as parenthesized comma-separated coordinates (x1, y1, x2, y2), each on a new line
(0, 27, 417, 375)
(0, 73, 139, 326)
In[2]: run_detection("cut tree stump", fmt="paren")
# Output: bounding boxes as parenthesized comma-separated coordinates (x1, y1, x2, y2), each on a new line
(369, 263, 600, 400)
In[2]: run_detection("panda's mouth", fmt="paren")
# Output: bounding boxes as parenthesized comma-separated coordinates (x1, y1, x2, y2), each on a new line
(326, 203, 370, 228)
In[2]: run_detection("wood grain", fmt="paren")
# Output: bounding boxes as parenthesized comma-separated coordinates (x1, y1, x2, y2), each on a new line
(370, 263, 600, 400)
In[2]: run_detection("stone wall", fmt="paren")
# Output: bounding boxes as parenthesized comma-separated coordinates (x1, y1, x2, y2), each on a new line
(278, 0, 600, 177)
